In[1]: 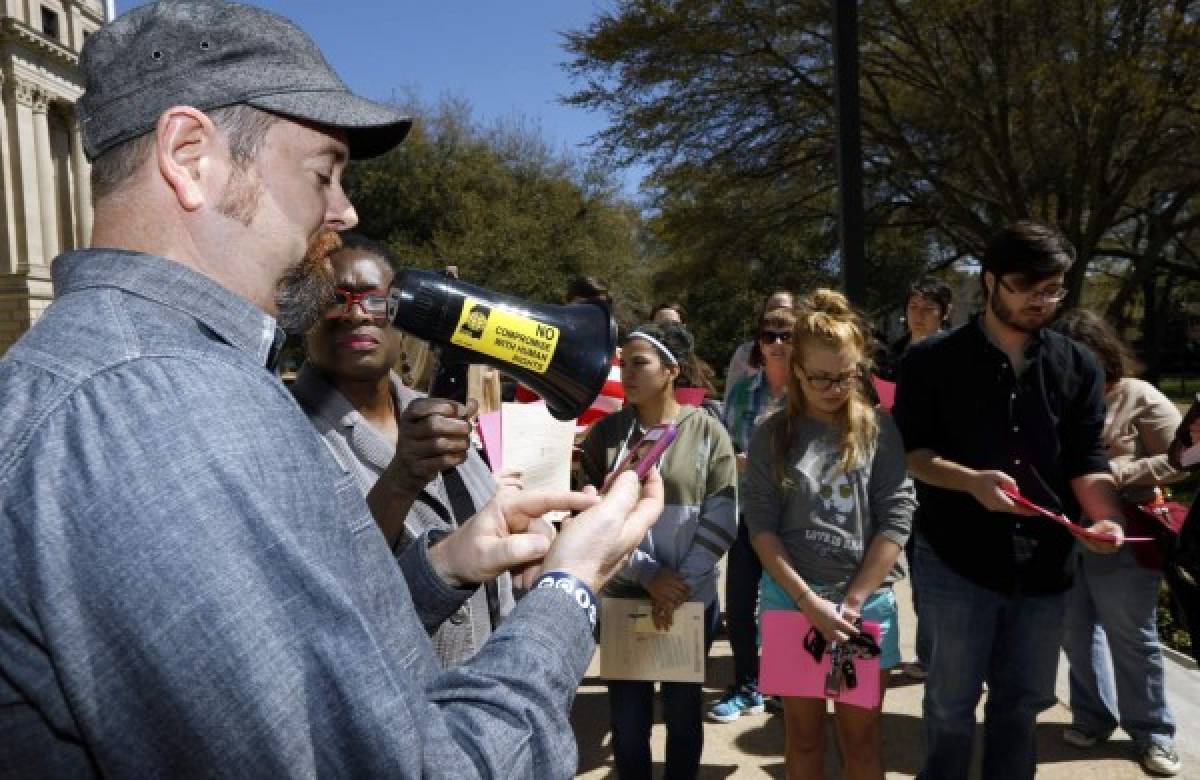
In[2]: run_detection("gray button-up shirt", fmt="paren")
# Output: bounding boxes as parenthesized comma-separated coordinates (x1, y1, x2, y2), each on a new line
(0, 250, 593, 778)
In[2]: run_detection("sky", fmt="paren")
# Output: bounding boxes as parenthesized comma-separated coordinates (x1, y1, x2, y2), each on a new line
(115, 1, 646, 196)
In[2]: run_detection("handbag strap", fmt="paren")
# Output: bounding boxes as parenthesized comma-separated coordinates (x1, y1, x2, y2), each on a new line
(439, 468, 503, 629)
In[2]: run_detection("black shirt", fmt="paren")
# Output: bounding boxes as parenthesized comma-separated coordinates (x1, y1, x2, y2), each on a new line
(892, 317, 1109, 595)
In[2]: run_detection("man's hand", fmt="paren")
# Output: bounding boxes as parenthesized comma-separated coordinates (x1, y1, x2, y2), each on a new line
(380, 398, 478, 500)
(1079, 518, 1124, 555)
(427, 485, 597, 588)
(539, 469, 666, 594)
(968, 470, 1038, 515)
(646, 568, 690, 611)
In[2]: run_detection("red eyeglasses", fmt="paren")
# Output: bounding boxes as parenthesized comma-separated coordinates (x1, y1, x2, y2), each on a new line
(323, 288, 392, 323)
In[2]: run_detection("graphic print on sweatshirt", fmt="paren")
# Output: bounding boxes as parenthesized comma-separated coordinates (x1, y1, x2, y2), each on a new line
(794, 438, 864, 560)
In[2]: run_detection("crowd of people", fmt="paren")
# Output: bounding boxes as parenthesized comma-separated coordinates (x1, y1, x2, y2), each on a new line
(0, 2, 1197, 780)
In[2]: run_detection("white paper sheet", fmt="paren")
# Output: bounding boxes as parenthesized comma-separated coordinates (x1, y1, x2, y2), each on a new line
(599, 598, 705, 683)
(500, 402, 575, 512)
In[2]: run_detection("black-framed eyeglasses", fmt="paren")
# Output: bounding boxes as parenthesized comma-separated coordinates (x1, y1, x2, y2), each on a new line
(798, 367, 859, 392)
(759, 330, 793, 345)
(324, 288, 393, 324)
(997, 276, 1068, 304)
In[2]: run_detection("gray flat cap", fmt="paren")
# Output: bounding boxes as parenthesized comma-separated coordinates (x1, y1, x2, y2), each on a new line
(77, 0, 411, 161)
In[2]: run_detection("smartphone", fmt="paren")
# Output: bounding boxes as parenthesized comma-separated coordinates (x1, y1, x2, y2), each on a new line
(601, 423, 677, 493)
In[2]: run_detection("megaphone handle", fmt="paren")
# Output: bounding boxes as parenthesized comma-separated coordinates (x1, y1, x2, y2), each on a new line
(429, 345, 471, 404)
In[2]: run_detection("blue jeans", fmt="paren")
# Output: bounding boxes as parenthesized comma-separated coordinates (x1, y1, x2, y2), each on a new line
(915, 537, 1064, 780)
(1062, 547, 1175, 750)
(909, 534, 931, 666)
(724, 520, 762, 688)
(609, 599, 721, 779)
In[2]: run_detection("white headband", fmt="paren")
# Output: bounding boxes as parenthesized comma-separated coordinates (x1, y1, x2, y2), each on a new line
(628, 331, 678, 366)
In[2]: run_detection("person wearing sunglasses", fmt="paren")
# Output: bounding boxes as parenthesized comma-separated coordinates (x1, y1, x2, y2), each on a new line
(707, 306, 796, 724)
(893, 220, 1126, 780)
(743, 289, 915, 778)
(292, 234, 516, 669)
(722, 289, 795, 404)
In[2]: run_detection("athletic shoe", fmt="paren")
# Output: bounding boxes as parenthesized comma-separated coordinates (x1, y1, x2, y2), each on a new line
(1061, 727, 1102, 749)
(706, 685, 765, 723)
(1141, 745, 1182, 776)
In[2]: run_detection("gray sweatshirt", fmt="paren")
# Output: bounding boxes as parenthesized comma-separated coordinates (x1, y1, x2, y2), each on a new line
(742, 410, 916, 588)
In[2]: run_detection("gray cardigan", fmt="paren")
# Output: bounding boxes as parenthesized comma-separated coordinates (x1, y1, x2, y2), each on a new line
(292, 363, 514, 667)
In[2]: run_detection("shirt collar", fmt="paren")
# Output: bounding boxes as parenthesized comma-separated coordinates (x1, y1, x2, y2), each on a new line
(292, 362, 418, 430)
(971, 313, 1047, 358)
(52, 249, 284, 368)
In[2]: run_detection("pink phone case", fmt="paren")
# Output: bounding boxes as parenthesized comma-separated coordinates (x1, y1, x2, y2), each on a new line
(601, 423, 678, 492)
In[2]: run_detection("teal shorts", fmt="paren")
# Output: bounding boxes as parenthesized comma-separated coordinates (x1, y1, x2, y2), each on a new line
(759, 573, 901, 670)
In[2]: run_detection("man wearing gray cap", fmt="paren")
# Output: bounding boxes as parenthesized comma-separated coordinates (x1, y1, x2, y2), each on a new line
(0, 1, 661, 777)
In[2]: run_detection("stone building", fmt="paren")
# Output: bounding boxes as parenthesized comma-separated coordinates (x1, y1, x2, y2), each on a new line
(0, 0, 108, 355)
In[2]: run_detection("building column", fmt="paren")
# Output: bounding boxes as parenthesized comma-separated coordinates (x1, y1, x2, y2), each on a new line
(0, 72, 15, 274)
(10, 78, 44, 273)
(69, 122, 92, 247)
(32, 89, 60, 265)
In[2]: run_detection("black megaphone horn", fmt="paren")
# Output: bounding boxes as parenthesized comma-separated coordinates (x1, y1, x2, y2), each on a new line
(387, 270, 617, 421)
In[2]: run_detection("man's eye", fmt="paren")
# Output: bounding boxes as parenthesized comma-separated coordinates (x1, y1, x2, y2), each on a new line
(315, 172, 332, 187)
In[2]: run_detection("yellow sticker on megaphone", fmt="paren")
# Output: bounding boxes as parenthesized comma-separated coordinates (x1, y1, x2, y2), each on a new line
(450, 297, 560, 374)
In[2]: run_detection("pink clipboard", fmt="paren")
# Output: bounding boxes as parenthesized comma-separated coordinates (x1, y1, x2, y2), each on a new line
(760, 610, 882, 710)
(999, 486, 1153, 543)
(871, 375, 896, 412)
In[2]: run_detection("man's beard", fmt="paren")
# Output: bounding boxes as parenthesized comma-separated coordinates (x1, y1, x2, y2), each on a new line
(988, 288, 1050, 334)
(275, 230, 341, 335)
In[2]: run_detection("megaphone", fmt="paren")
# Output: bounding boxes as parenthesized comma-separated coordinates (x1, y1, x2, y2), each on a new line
(388, 270, 617, 421)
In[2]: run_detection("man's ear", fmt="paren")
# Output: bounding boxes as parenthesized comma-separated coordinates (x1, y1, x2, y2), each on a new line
(154, 106, 219, 212)
(982, 271, 994, 300)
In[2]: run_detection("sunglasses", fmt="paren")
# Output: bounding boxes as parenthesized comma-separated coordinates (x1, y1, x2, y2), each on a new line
(802, 624, 881, 663)
(323, 288, 394, 324)
(804, 621, 881, 694)
(759, 330, 793, 345)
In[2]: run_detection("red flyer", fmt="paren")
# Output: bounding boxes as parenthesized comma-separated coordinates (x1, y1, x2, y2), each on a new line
(998, 486, 1152, 543)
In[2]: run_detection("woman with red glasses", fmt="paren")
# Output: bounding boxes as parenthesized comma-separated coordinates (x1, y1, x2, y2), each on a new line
(292, 233, 514, 669)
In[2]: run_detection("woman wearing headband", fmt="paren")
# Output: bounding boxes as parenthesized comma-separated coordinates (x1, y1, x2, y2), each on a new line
(579, 322, 738, 779)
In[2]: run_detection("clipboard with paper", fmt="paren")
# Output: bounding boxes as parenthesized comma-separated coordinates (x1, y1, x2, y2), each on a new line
(599, 598, 705, 683)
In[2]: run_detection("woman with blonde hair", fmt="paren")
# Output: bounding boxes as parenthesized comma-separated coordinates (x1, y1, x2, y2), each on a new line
(744, 289, 916, 779)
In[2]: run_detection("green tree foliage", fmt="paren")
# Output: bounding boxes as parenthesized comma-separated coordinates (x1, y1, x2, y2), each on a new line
(344, 97, 651, 321)
(564, 0, 1200, 370)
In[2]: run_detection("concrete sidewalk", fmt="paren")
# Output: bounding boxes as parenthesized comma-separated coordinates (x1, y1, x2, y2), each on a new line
(571, 577, 1200, 778)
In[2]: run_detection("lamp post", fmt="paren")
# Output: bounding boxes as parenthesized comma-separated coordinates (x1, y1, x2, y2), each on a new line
(833, 0, 866, 305)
